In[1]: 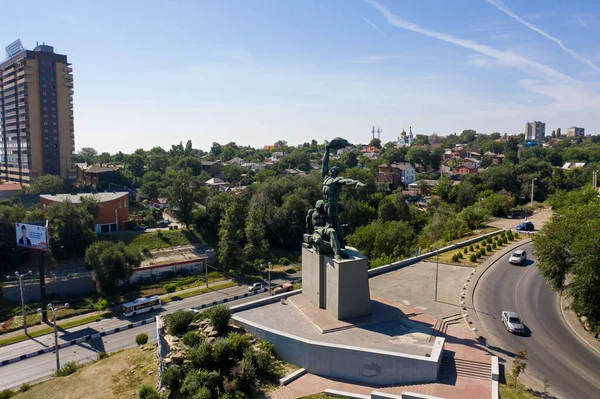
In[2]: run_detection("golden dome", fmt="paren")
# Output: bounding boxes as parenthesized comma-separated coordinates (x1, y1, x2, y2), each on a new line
(400, 128, 407, 136)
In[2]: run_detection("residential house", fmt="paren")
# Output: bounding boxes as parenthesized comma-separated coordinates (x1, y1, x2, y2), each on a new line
(201, 160, 223, 177)
(455, 163, 478, 175)
(362, 152, 380, 160)
(377, 162, 416, 188)
(462, 158, 481, 168)
(76, 163, 122, 189)
(263, 145, 275, 151)
(150, 197, 169, 209)
(241, 162, 266, 172)
(466, 151, 481, 160)
(484, 152, 505, 165)
(408, 179, 459, 194)
(0, 181, 22, 200)
(360, 146, 380, 155)
(451, 147, 467, 159)
(271, 152, 286, 163)
(442, 150, 453, 161)
(562, 162, 586, 170)
(40, 192, 129, 233)
(337, 146, 357, 156)
(228, 157, 245, 165)
(205, 177, 230, 191)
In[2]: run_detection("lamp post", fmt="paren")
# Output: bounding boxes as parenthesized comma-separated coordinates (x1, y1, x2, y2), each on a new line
(594, 170, 599, 190)
(434, 249, 439, 301)
(7, 270, 32, 335)
(530, 178, 538, 207)
(268, 262, 272, 296)
(40, 303, 69, 372)
(115, 209, 118, 232)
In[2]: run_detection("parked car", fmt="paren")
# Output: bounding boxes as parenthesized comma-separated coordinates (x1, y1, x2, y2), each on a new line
(157, 220, 169, 228)
(132, 225, 147, 232)
(501, 311, 525, 334)
(509, 250, 527, 265)
(248, 282, 263, 292)
(516, 221, 534, 231)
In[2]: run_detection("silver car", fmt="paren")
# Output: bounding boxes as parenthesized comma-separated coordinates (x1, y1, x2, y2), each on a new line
(502, 311, 525, 334)
(509, 250, 527, 265)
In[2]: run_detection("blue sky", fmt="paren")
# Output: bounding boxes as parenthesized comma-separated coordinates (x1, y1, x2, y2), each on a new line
(2, 0, 599, 153)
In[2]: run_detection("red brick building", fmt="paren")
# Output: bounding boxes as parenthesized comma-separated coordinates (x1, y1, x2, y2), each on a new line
(455, 164, 478, 175)
(40, 192, 129, 233)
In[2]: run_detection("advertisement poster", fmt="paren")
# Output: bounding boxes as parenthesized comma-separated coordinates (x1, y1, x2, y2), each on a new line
(15, 222, 48, 251)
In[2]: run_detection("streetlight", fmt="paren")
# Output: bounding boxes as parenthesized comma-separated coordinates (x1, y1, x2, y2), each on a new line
(7, 270, 32, 335)
(530, 178, 538, 207)
(39, 303, 69, 371)
(268, 262, 273, 296)
(434, 249, 439, 301)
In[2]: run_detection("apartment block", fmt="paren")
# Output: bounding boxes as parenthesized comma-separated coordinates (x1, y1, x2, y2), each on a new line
(525, 121, 545, 141)
(0, 40, 75, 185)
(566, 126, 585, 137)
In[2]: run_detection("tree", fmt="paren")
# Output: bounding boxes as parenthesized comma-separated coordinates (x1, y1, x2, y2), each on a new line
(512, 350, 528, 388)
(78, 147, 98, 163)
(145, 147, 168, 173)
(47, 200, 97, 259)
(218, 196, 247, 268)
(433, 176, 454, 202)
(369, 138, 382, 149)
(167, 170, 203, 229)
(85, 241, 140, 294)
(348, 220, 416, 260)
(460, 129, 477, 143)
(175, 156, 203, 176)
(377, 194, 410, 222)
(222, 164, 245, 184)
(124, 154, 145, 178)
(28, 175, 66, 194)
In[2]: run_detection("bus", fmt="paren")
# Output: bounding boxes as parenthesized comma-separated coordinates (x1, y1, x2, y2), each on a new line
(122, 295, 163, 317)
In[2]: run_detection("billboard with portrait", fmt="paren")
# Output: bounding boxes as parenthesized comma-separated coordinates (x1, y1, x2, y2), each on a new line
(15, 222, 49, 251)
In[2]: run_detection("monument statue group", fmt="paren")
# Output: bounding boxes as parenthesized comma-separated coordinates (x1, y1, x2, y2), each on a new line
(305, 137, 365, 259)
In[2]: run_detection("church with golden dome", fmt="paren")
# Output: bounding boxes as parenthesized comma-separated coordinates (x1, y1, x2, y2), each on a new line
(396, 126, 414, 147)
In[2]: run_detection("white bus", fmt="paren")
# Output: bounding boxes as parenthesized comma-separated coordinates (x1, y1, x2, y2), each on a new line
(122, 295, 163, 317)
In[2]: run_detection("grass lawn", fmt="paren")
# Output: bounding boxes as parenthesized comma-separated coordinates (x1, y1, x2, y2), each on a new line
(445, 226, 500, 246)
(162, 281, 237, 303)
(100, 229, 203, 253)
(8, 346, 156, 399)
(499, 365, 545, 399)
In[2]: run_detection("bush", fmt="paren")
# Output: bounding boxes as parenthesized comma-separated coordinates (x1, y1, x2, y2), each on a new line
(97, 352, 109, 361)
(469, 245, 474, 251)
(452, 254, 459, 262)
(0, 390, 14, 399)
(500, 231, 506, 237)
(494, 236, 499, 241)
(228, 332, 251, 359)
(252, 348, 274, 377)
(480, 248, 486, 256)
(95, 297, 108, 311)
(463, 247, 468, 254)
(180, 370, 221, 398)
(476, 252, 482, 259)
(486, 245, 492, 252)
(235, 357, 257, 393)
(189, 340, 214, 370)
(161, 366, 181, 391)
(207, 304, 232, 335)
(165, 283, 177, 293)
(492, 242, 497, 249)
(507, 230, 514, 239)
(182, 331, 202, 347)
(486, 237, 493, 244)
(503, 237, 508, 244)
(136, 333, 149, 346)
(166, 310, 195, 335)
(56, 361, 81, 377)
(278, 257, 291, 266)
(475, 244, 480, 249)
(457, 252, 463, 259)
(514, 232, 519, 238)
(191, 387, 211, 399)
(470, 254, 477, 263)
(18, 384, 30, 393)
(213, 338, 232, 370)
(138, 384, 160, 399)
(260, 340, 275, 355)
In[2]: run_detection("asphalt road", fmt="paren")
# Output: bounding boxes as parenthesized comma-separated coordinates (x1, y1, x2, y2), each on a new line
(474, 242, 600, 399)
(0, 285, 268, 390)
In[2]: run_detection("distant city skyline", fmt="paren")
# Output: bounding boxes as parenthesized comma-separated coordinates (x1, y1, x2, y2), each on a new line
(1, 0, 598, 153)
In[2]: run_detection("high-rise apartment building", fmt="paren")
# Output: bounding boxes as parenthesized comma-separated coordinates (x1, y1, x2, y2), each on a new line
(0, 40, 75, 185)
(566, 126, 585, 137)
(525, 121, 545, 141)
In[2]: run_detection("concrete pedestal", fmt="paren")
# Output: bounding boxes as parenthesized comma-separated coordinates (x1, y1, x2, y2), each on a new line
(302, 246, 371, 320)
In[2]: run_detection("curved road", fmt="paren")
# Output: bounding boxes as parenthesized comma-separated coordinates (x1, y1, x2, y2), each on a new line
(474, 242, 600, 399)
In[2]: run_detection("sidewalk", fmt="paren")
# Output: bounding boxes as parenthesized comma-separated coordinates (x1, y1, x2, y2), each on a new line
(0, 279, 233, 343)
(560, 295, 600, 356)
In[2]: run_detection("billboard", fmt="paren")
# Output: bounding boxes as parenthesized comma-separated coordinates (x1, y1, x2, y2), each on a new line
(15, 222, 49, 251)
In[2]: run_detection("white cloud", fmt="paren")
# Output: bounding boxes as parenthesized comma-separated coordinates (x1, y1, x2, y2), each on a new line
(217, 49, 253, 64)
(362, 16, 388, 37)
(365, 0, 574, 83)
(467, 55, 494, 68)
(486, 0, 600, 73)
(576, 15, 588, 28)
(346, 54, 399, 64)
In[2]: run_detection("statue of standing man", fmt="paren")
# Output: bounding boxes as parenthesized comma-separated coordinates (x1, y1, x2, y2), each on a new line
(319, 138, 365, 257)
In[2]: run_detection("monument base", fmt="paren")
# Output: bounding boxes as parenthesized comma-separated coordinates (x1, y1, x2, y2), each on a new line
(302, 245, 371, 320)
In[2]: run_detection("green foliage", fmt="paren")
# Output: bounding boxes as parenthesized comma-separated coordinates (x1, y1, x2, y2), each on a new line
(85, 241, 140, 294)
(180, 369, 221, 398)
(480, 192, 515, 217)
(452, 254, 459, 262)
(0, 390, 14, 399)
(512, 350, 528, 388)
(476, 244, 480, 249)
(165, 310, 195, 335)
(97, 352, 109, 361)
(487, 245, 492, 252)
(212, 338, 233, 370)
(182, 331, 202, 348)
(47, 200, 97, 259)
(470, 254, 477, 263)
(218, 196, 248, 268)
(189, 341, 214, 370)
(161, 366, 181, 391)
(494, 236, 499, 241)
(167, 169, 208, 228)
(252, 347, 274, 377)
(507, 230, 514, 240)
(138, 384, 160, 399)
(18, 384, 30, 393)
(28, 174, 66, 194)
(492, 242, 497, 249)
(480, 247, 486, 256)
(514, 232, 519, 238)
(259, 340, 275, 356)
(206, 304, 232, 335)
(235, 357, 257, 392)
(278, 257, 291, 266)
(502, 237, 508, 244)
(469, 245, 474, 251)
(228, 333, 252, 359)
(463, 247, 468, 254)
(95, 297, 109, 311)
(165, 283, 177, 293)
(55, 361, 81, 377)
(369, 253, 397, 268)
(377, 193, 411, 222)
(136, 333, 149, 346)
(476, 252, 482, 259)
(486, 237, 493, 244)
(457, 251, 463, 259)
(349, 220, 416, 260)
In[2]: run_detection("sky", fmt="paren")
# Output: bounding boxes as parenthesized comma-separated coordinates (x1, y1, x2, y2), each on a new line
(1, 0, 599, 153)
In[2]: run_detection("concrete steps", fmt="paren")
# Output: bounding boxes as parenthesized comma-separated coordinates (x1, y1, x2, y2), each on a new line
(439, 355, 491, 381)
(429, 313, 462, 342)
(382, 382, 437, 396)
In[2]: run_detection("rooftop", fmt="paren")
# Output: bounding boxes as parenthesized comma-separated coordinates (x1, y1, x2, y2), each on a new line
(40, 192, 128, 203)
(84, 164, 122, 174)
(0, 181, 22, 192)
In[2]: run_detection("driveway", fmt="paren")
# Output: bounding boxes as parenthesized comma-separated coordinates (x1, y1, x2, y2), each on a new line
(486, 207, 551, 231)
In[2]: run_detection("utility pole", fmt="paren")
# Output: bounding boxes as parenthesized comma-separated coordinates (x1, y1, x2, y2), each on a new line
(530, 178, 537, 207)
(268, 262, 272, 296)
(7, 270, 32, 335)
(41, 303, 68, 371)
(434, 249, 439, 301)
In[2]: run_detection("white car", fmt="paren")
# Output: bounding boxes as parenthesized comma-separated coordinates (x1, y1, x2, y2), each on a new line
(509, 250, 527, 265)
(248, 283, 263, 292)
(501, 311, 525, 334)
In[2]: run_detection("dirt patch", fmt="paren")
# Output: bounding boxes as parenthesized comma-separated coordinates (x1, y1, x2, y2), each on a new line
(15, 347, 157, 399)
(487, 207, 551, 231)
